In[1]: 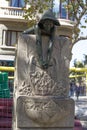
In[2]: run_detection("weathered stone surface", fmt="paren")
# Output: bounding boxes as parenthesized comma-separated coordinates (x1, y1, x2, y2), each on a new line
(17, 96, 74, 128)
(17, 34, 72, 97)
(16, 128, 74, 130)
(13, 33, 74, 130)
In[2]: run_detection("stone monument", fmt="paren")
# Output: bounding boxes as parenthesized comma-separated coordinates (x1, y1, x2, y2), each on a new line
(13, 9, 74, 130)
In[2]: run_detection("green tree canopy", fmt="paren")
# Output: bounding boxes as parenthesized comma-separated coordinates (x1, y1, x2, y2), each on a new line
(67, 0, 87, 44)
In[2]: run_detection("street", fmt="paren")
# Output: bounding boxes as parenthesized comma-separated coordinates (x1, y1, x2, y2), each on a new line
(71, 96, 87, 130)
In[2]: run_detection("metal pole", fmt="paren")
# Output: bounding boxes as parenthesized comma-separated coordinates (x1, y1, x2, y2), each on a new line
(0, 66, 14, 72)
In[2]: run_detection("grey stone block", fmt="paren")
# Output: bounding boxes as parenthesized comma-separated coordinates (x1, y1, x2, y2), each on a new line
(16, 96, 74, 128)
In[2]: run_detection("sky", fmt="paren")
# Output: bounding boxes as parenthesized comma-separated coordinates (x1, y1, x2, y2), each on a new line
(70, 40, 87, 67)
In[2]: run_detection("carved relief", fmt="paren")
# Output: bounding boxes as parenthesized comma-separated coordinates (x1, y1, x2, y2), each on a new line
(19, 55, 67, 96)
(17, 32, 72, 98)
(23, 97, 70, 125)
(19, 80, 31, 95)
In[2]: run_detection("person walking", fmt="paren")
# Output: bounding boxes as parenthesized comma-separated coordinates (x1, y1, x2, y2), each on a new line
(75, 83, 80, 100)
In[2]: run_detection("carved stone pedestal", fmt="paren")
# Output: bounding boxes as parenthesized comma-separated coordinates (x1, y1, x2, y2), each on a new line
(13, 34, 74, 130)
(16, 96, 74, 130)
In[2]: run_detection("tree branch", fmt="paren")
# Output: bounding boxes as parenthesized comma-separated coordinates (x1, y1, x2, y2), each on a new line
(72, 36, 87, 45)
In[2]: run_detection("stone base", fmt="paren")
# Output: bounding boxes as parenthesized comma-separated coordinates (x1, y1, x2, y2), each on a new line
(16, 128, 73, 130)
(13, 96, 75, 130)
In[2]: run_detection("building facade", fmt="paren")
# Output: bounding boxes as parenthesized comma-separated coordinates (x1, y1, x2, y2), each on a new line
(0, 0, 28, 92)
(0, 0, 74, 66)
(0, 0, 28, 63)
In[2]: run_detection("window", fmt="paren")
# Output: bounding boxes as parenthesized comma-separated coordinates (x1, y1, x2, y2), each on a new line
(2, 30, 21, 46)
(53, 0, 67, 19)
(61, 8, 67, 18)
(10, 0, 25, 7)
(61, 2, 67, 19)
(53, 0, 72, 19)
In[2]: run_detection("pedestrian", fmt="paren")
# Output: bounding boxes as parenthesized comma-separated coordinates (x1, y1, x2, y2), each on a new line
(69, 83, 73, 96)
(75, 83, 80, 100)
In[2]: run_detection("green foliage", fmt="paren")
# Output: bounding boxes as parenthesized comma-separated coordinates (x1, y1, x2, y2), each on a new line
(81, 26, 86, 28)
(60, 0, 87, 41)
(70, 61, 83, 83)
(85, 19, 87, 23)
(23, 0, 51, 27)
(83, 54, 87, 66)
(70, 56, 87, 83)
(73, 59, 84, 68)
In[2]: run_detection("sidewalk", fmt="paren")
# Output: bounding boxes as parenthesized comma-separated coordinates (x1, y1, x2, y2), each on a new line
(71, 96, 87, 130)
(72, 95, 87, 100)
(81, 121, 87, 130)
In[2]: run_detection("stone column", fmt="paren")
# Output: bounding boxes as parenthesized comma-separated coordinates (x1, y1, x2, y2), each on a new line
(13, 32, 74, 130)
